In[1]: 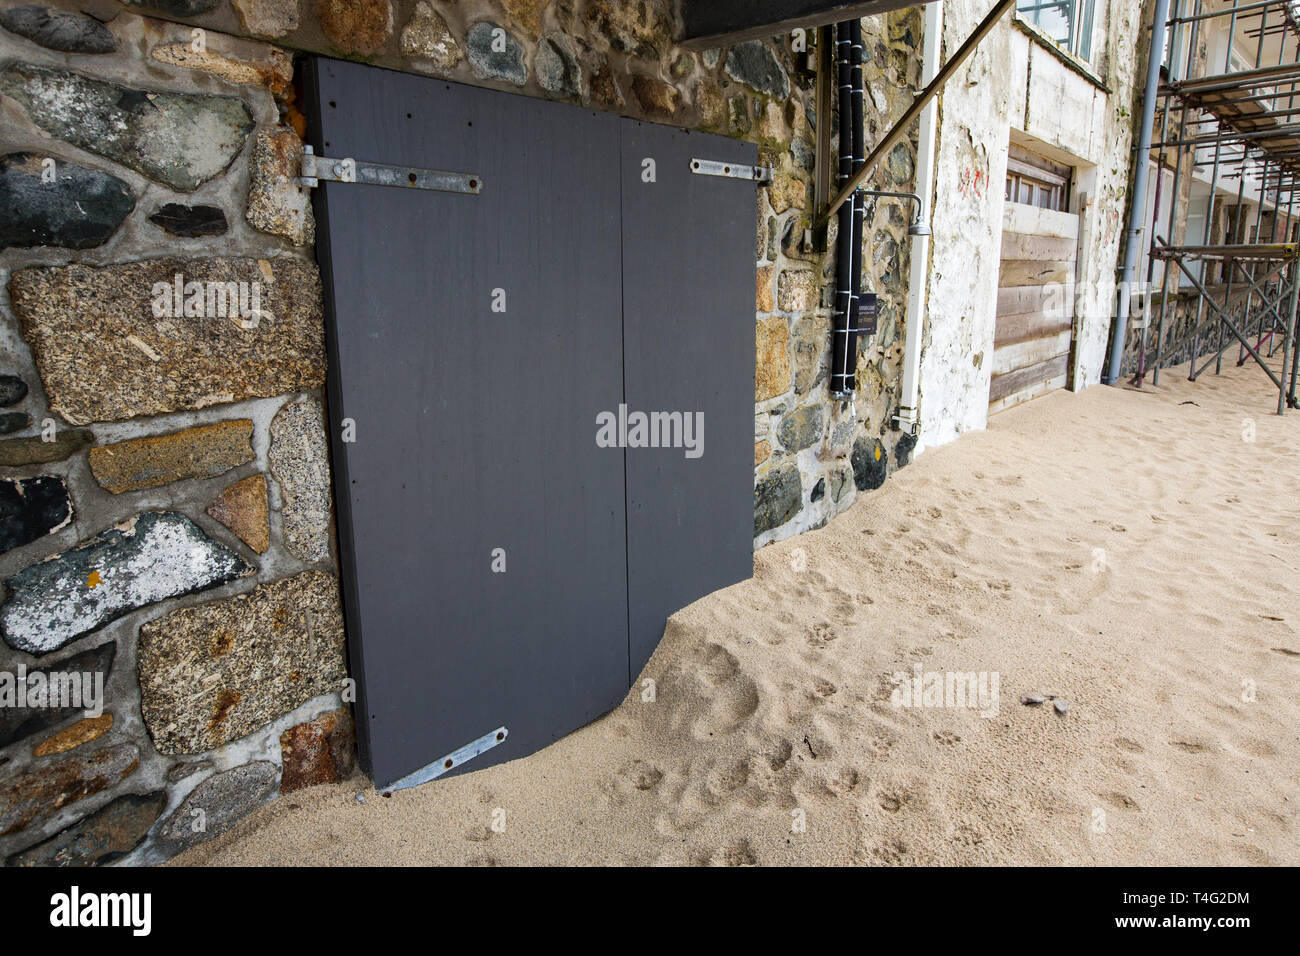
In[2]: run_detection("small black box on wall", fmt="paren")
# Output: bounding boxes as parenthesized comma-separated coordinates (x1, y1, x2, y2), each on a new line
(858, 293, 879, 336)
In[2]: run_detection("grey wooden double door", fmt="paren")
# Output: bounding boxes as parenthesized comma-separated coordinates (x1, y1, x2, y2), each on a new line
(307, 59, 754, 789)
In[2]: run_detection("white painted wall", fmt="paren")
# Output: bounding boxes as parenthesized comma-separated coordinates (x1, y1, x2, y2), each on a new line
(916, 0, 1145, 450)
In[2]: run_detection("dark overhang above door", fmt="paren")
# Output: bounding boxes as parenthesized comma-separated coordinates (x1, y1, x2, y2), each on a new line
(678, 0, 921, 49)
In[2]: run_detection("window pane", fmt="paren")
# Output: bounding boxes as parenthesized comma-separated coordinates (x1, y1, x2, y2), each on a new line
(1019, 0, 1095, 62)
(1075, 0, 1095, 61)
(1019, 0, 1075, 49)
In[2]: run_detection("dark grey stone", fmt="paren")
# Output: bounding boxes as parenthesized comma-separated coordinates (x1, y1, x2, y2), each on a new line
(0, 6, 116, 54)
(754, 464, 801, 536)
(466, 22, 527, 86)
(852, 436, 887, 492)
(147, 202, 228, 238)
(0, 375, 27, 407)
(791, 137, 814, 170)
(725, 41, 790, 99)
(0, 641, 115, 750)
(536, 35, 580, 96)
(159, 762, 278, 849)
(777, 405, 824, 451)
(0, 153, 134, 251)
(0, 512, 253, 657)
(0, 413, 29, 435)
(0, 66, 253, 192)
(888, 143, 914, 185)
(810, 477, 825, 502)
(5, 791, 166, 867)
(895, 431, 917, 468)
(121, 0, 218, 15)
(0, 475, 71, 554)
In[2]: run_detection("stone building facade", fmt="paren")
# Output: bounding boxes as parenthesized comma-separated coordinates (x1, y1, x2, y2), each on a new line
(918, 0, 1145, 447)
(0, 0, 923, 865)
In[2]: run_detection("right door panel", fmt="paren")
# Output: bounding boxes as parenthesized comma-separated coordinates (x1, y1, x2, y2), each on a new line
(620, 123, 758, 676)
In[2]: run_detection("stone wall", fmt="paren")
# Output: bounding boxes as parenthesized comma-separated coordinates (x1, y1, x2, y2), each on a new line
(0, 0, 924, 865)
(0, 2, 351, 866)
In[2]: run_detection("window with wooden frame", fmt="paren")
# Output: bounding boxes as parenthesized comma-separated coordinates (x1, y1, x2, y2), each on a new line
(1018, 0, 1097, 62)
(1005, 144, 1072, 212)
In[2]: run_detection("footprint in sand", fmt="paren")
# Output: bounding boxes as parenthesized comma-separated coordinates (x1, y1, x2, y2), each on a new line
(686, 646, 760, 739)
(1101, 791, 1141, 811)
(619, 759, 664, 792)
(710, 839, 759, 867)
(754, 741, 795, 778)
(811, 676, 838, 698)
(1169, 739, 1213, 754)
(694, 643, 740, 685)
(869, 838, 909, 864)
(823, 767, 861, 796)
(933, 730, 962, 746)
(877, 791, 907, 813)
(1271, 647, 1300, 657)
(1114, 737, 1145, 753)
(804, 622, 839, 648)
(702, 760, 751, 803)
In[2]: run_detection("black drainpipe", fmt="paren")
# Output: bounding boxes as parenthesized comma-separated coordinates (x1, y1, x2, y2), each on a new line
(830, 19, 866, 397)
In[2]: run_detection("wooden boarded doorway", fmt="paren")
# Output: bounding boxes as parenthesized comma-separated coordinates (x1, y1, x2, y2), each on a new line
(991, 150, 1080, 414)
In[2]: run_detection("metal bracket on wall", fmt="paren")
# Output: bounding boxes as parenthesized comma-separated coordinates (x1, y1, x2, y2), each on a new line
(297, 145, 482, 194)
(690, 157, 774, 184)
(385, 726, 509, 792)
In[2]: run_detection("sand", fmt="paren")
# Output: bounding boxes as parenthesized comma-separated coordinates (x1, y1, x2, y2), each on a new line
(175, 357, 1300, 866)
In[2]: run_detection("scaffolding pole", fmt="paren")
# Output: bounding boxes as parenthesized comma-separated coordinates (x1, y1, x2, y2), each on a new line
(1116, 0, 1300, 411)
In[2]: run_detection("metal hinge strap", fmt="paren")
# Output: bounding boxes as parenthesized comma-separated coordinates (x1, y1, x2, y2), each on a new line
(690, 157, 774, 184)
(297, 145, 482, 195)
(384, 726, 509, 792)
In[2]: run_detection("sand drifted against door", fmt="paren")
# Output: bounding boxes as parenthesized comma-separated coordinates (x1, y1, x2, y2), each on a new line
(305, 59, 755, 789)
(991, 203, 1080, 413)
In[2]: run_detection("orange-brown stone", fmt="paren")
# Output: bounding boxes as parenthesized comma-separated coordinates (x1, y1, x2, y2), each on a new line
(206, 473, 270, 554)
(88, 420, 254, 494)
(279, 709, 356, 793)
(756, 317, 791, 401)
(316, 0, 393, 56)
(757, 264, 775, 312)
(32, 714, 114, 758)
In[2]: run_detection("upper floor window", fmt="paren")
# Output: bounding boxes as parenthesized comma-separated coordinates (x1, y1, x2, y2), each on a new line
(1006, 144, 1072, 212)
(1018, 0, 1096, 62)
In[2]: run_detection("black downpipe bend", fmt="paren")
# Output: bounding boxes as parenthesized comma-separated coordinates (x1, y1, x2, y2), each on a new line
(831, 20, 866, 396)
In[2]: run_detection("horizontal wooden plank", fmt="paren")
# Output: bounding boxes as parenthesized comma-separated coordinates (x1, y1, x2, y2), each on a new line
(999, 258, 1074, 287)
(994, 311, 1074, 347)
(997, 284, 1075, 318)
(1001, 231, 1078, 262)
(989, 372, 1068, 416)
(989, 353, 1070, 403)
(992, 329, 1072, 377)
(1003, 203, 1079, 240)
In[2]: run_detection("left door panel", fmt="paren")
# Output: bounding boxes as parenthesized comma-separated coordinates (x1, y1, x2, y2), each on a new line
(306, 59, 630, 789)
